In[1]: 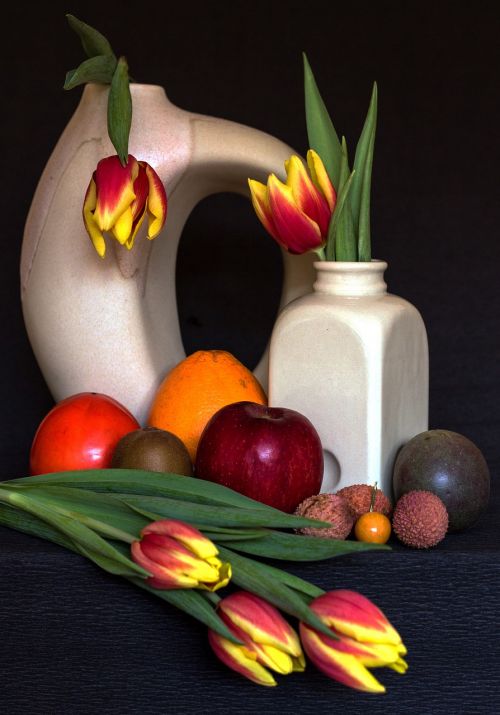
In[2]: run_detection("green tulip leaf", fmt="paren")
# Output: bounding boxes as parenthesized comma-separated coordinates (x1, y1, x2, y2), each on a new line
(64, 55, 117, 90)
(10, 485, 148, 536)
(108, 57, 132, 165)
(0, 488, 146, 578)
(218, 546, 336, 639)
(325, 169, 356, 261)
(352, 82, 378, 261)
(303, 53, 343, 189)
(333, 137, 357, 261)
(8, 470, 275, 511)
(221, 529, 390, 560)
(66, 14, 116, 60)
(120, 494, 328, 530)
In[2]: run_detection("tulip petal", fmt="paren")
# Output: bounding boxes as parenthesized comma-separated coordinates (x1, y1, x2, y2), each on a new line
(93, 155, 137, 231)
(83, 177, 106, 257)
(208, 630, 277, 686)
(285, 155, 332, 237)
(140, 534, 222, 583)
(300, 623, 386, 693)
(142, 519, 219, 560)
(248, 179, 282, 243)
(220, 591, 303, 657)
(112, 207, 134, 245)
(311, 590, 403, 646)
(267, 174, 324, 254)
(131, 541, 199, 588)
(307, 149, 337, 212)
(143, 162, 167, 239)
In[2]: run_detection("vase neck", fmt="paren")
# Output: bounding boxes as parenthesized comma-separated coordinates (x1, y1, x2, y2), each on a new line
(313, 260, 388, 296)
(79, 83, 170, 113)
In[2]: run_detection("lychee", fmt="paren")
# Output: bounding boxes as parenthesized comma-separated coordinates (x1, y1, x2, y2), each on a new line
(336, 484, 392, 520)
(392, 490, 448, 548)
(294, 493, 355, 539)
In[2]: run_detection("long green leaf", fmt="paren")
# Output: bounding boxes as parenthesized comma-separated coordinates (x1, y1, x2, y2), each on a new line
(108, 57, 132, 165)
(120, 494, 327, 530)
(0, 502, 77, 551)
(303, 53, 342, 189)
(7, 470, 277, 512)
(352, 82, 378, 261)
(8, 485, 149, 536)
(325, 169, 356, 261)
(64, 55, 117, 90)
(0, 488, 146, 579)
(218, 546, 335, 639)
(334, 137, 357, 261)
(222, 530, 390, 561)
(66, 14, 116, 59)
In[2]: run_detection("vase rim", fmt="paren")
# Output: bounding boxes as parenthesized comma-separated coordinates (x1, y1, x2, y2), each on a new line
(313, 259, 387, 271)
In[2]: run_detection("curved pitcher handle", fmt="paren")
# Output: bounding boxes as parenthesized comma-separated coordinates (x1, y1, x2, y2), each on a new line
(167, 112, 315, 386)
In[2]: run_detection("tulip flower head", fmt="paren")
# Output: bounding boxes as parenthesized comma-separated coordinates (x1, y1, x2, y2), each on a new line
(131, 519, 231, 591)
(248, 150, 336, 255)
(83, 154, 167, 257)
(208, 591, 305, 686)
(300, 590, 408, 693)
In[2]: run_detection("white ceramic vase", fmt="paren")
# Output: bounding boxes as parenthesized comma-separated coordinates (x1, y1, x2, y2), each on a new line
(268, 260, 429, 496)
(21, 83, 314, 423)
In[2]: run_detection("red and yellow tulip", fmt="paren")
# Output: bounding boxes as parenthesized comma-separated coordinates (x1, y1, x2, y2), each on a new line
(300, 590, 408, 693)
(131, 519, 231, 591)
(83, 154, 167, 257)
(248, 149, 336, 255)
(208, 591, 305, 686)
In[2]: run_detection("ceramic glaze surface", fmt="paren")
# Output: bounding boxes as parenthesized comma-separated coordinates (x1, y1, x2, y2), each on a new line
(268, 261, 429, 496)
(21, 84, 314, 422)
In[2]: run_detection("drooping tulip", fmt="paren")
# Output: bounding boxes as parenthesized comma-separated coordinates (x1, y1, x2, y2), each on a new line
(131, 519, 231, 591)
(299, 590, 408, 693)
(248, 149, 336, 254)
(208, 590, 305, 686)
(83, 154, 167, 257)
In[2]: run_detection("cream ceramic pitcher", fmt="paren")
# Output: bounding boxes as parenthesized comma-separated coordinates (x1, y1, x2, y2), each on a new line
(21, 84, 314, 423)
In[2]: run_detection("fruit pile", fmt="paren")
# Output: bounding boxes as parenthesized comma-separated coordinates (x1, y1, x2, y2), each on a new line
(29, 349, 490, 551)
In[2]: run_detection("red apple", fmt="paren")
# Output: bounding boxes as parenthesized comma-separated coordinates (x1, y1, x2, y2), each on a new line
(195, 401, 323, 513)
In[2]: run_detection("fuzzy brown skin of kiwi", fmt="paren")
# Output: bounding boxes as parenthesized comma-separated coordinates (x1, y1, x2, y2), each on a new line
(393, 429, 490, 531)
(111, 427, 193, 476)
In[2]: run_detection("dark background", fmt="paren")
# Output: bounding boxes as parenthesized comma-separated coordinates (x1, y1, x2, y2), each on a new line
(1, 2, 499, 713)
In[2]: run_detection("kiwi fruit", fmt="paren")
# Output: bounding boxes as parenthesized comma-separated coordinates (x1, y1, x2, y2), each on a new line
(111, 427, 193, 476)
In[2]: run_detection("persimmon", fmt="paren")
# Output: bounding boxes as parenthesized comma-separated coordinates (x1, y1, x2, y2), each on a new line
(30, 392, 139, 475)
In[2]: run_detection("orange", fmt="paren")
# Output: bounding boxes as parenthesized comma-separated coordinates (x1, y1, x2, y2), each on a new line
(147, 350, 267, 461)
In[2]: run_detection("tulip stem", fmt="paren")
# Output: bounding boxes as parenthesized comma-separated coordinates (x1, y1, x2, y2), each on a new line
(314, 246, 326, 261)
(202, 591, 221, 606)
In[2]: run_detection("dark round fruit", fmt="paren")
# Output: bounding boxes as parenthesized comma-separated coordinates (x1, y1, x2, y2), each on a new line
(393, 430, 490, 531)
(111, 427, 193, 476)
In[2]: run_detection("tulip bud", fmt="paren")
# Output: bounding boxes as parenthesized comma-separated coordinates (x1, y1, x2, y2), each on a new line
(131, 519, 231, 591)
(248, 150, 336, 254)
(208, 591, 305, 686)
(300, 590, 408, 693)
(83, 154, 167, 257)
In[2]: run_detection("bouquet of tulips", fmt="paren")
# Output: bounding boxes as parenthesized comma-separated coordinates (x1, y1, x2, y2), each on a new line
(0, 469, 406, 692)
